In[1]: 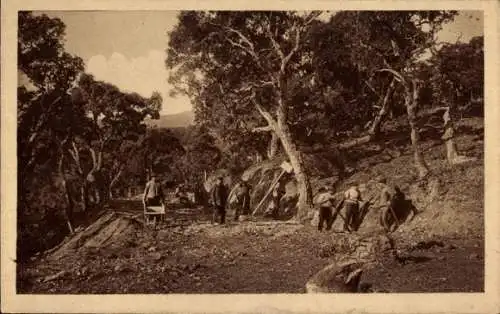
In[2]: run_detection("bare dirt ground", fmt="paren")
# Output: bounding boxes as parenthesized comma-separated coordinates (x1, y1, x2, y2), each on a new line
(17, 117, 484, 294)
(17, 205, 483, 294)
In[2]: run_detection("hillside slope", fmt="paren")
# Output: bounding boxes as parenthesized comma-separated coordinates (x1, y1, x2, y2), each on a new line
(17, 117, 484, 293)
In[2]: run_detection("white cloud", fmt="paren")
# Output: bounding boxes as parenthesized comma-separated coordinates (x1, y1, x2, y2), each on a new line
(86, 50, 192, 115)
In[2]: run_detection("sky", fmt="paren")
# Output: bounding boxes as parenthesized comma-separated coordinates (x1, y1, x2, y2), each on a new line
(40, 10, 484, 115)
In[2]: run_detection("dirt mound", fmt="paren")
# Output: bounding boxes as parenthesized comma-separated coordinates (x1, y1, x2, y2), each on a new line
(45, 211, 143, 261)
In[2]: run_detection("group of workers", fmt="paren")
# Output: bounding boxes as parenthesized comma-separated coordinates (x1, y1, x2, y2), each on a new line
(142, 175, 251, 225)
(315, 184, 365, 232)
(211, 177, 252, 224)
(315, 176, 413, 233)
(142, 173, 414, 232)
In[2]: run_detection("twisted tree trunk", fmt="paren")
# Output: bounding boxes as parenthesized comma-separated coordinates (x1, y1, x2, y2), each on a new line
(252, 94, 313, 221)
(275, 125, 312, 220)
(275, 76, 313, 221)
(405, 79, 429, 178)
(268, 132, 280, 159)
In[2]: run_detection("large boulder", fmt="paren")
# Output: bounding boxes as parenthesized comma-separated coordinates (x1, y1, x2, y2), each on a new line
(240, 158, 296, 215)
(306, 261, 365, 293)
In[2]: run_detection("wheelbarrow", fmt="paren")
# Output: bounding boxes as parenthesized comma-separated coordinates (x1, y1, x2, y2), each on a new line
(144, 203, 166, 228)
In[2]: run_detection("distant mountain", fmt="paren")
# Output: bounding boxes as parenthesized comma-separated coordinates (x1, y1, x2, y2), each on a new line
(146, 110, 194, 129)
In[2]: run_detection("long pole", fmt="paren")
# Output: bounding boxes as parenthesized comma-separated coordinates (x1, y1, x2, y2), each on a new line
(251, 170, 285, 216)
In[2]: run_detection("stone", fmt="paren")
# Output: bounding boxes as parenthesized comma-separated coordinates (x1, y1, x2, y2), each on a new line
(150, 252, 162, 261)
(306, 261, 364, 293)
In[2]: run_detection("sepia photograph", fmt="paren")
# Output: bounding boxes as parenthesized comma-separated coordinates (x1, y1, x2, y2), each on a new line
(2, 1, 499, 313)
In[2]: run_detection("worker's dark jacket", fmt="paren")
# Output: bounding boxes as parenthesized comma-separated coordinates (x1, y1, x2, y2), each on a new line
(239, 183, 251, 214)
(213, 184, 228, 208)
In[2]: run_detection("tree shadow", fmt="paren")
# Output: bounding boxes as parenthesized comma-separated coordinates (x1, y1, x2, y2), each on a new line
(395, 254, 433, 265)
(275, 195, 298, 221)
(351, 198, 419, 232)
(409, 240, 445, 252)
(351, 201, 372, 231)
(387, 199, 419, 233)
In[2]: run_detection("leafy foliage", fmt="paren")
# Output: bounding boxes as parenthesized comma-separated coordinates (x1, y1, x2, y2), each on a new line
(428, 36, 483, 112)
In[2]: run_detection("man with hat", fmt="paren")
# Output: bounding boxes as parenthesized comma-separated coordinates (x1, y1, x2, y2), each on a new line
(212, 177, 228, 224)
(342, 183, 362, 232)
(234, 179, 251, 221)
(315, 185, 335, 231)
(377, 176, 409, 232)
(143, 174, 163, 208)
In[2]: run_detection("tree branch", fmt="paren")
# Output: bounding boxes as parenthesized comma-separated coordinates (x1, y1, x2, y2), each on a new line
(281, 24, 301, 72)
(68, 141, 84, 175)
(27, 96, 62, 146)
(364, 80, 383, 100)
(264, 15, 285, 61)
(89, 147, 98, 170)
(303, 11, 322, 26)
(250, 93, 277, 128)
(224, 26, 256, 53)
(224, 35, 256, 59)
(221, 29, 269, 75)
(252, 125, 273, 133)
(377, 68, 406, 84)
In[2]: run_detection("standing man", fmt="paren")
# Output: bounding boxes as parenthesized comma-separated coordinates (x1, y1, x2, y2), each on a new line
(377, 177, 413, 232)
(270, 180, 285, 219)
(342, 184, 362, 233)
(315, 186, 335, 231)
(143, 174, 163, 208)
(235, 180, 251, 221)
(212, 177, 228, 224)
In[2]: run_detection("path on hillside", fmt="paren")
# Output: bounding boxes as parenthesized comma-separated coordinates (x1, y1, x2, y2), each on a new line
(18, 201, 484, 294)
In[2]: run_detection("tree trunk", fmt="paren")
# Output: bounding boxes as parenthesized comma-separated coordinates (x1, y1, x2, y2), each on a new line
(58, 153, 74, 234)
(276, 117, 312, 221)
(274, 73, 313, 221)
(405, 80, 429, 178)
(61, 179, 75, 234)
(442, 108, 459, 163)
(368, 79, 395, 137)
(338, 80, 395, 150)
(268, 132, 280, 159)
(441, 107, 476, 165)
(81, 184, 88, 212)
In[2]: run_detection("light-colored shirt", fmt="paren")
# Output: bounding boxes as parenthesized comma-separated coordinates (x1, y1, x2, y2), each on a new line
(379, 185, 403, 206)
(379, 186, 395, 205)
(144, 180, 161, 199)
(344, 186, 360, 202)
(316, 191, 334, 207)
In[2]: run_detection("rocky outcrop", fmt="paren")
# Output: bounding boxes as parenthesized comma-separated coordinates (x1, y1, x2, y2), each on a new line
(307, 233, 396, 293)
(306, 261, 364, 293)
